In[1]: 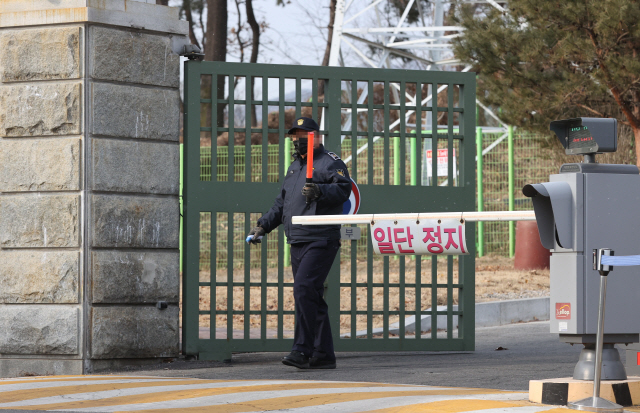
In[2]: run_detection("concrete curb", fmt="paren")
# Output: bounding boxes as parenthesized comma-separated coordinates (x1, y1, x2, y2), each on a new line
(341, 297, 550, 338)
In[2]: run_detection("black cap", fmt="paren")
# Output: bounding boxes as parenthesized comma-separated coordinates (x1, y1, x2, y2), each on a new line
(287, 117, 319, 134)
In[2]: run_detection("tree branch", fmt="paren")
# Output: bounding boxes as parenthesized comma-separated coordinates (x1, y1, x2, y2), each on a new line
(246, 0, 260, 64)
(183, 0, 201, 50)
(576, 104, 605, 118)
(246, 0, 260, 127)
(319, 0, 337, 97)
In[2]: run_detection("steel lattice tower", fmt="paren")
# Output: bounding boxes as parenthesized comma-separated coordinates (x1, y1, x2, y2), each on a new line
(327, 0, 509, 144)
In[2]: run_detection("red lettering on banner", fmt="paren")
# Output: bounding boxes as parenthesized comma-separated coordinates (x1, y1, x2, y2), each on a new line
(423, 226, 441, 243)
(406, 227, 414, 247)
(373, 222, 466, 256)
(393, 227, 415, 254)
(423, 226, 443, 254)
(393, 228, 406, 243)
(444, 228, 458, 250)
(379, 242, 395, 254)
(427, 243, 444, 253)
(373, 227, 396, 254)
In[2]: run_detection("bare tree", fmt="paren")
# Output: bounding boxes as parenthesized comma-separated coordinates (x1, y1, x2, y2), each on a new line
(246, 0, 260, 126)
(318, 0, 337, 97)
(182, 0, 201, 49)
(177, 0, 273, 132)
(232, 0, 248, 64)
(205, 0, 228, 129)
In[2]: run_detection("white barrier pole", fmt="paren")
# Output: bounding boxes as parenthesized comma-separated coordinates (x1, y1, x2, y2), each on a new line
(292, 210, 536, 226)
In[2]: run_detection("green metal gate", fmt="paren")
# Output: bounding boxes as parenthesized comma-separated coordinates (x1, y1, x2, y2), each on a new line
(182, 61, 476, 360)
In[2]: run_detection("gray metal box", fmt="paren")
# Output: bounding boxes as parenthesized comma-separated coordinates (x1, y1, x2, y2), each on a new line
(526, 164, 640, 342)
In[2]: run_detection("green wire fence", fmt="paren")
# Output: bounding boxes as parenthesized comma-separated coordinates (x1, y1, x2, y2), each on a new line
(477, 127, 560, 257)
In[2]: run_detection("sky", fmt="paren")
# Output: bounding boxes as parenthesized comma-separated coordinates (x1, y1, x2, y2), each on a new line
(169, 0, 338, 104)
(169, 0, 334, 66)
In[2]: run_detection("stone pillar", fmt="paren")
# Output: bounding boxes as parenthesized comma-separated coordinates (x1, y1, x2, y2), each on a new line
(0, 0, 188, 376)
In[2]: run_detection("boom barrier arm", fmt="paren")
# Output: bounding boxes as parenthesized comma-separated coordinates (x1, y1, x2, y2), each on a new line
(292, 211, 536, 226)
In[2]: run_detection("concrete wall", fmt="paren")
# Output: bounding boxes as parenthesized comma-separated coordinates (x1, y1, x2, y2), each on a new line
(0, 0, 188, 376)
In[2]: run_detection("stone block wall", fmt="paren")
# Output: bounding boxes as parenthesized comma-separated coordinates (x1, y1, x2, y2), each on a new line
(0, 1, 188, 376)
(86, 25, 182, 366)
(0, 25, 84, 376)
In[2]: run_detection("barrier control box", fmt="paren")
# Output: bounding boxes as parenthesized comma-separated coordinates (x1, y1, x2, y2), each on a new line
(523, 118, 640, 345)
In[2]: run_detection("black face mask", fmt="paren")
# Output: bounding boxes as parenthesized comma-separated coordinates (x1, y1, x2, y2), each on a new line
(293, 137, 308, 156)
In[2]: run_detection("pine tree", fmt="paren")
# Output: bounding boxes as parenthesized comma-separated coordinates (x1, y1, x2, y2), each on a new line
(452, 0, 640, 166)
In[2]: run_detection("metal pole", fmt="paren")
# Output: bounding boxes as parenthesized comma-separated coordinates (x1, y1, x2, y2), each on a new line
(476, 127, 484, 257)
(394, 136, 401, 185)
(568, 251, 623, 412)
(593, 274, 608, 399)
(508, 125, 515, 257)
(410, 136, 417, 186)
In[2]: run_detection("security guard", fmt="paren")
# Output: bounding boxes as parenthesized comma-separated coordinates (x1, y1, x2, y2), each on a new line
(246, 117, 351, 369)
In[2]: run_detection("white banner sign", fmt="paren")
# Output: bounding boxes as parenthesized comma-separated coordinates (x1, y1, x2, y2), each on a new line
(370, 219, 468, 256)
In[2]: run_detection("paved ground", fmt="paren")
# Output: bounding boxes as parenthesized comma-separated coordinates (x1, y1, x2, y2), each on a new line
(0, 376, 567, 413)
(110, 321, 591, 390)
(1, 321, 637, 412)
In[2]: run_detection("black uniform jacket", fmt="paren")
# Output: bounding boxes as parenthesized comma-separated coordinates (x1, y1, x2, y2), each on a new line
(258, 144, 351, 243)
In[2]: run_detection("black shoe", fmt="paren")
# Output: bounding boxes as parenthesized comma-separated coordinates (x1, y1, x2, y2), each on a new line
(282, 351, 309, 369)
(309, 356, 336, 369)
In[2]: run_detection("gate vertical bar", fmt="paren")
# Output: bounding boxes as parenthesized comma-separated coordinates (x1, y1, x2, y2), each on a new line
(229, 77, 235, 183)
(326, 76, 342, 337)
(447, 83, 455, 337)
(447, 255, 453, 339)
(260, 75, 269, 340)
(415, 83, 423, 339)
(210, 68, 218, 348)
(431, 83, 438, 185)
(399, 80, 407, 337)
(460, 80, 476, 348)
(182, 60, 201, 355)
(350, 77, 358, 340)
(383, 80, 390, 338)
(447, 84, 454, 187)
(366, 80, 374, 340)
(367, 80, 374, 187)
(227, 212, 234, 341)
(211, 212, 217, 340)
(244, 77, 252, 339)
(277, 76, 285, 340)
(431, 256, 437, 338)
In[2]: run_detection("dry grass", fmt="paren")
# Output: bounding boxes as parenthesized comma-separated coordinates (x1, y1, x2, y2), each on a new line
(184, 253, 549, 335)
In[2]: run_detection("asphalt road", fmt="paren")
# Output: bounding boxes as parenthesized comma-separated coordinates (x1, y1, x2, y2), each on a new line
(110, 321, 626, 392)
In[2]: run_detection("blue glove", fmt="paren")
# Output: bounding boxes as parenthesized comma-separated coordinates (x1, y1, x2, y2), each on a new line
(246, 226, 265, 244)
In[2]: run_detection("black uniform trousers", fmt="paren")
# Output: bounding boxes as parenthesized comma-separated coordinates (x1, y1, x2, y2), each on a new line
(290, 239, 340, 360)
